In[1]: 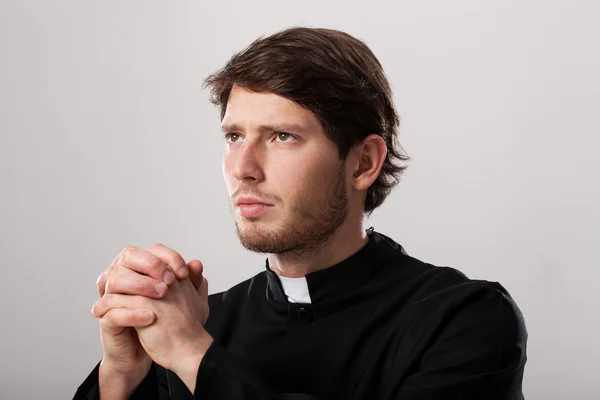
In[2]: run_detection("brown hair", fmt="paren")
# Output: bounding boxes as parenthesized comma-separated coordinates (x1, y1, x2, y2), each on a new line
(203, 27, 409, 214)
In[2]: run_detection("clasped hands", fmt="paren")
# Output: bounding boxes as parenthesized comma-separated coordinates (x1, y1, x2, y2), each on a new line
(91, 243, 214, 394)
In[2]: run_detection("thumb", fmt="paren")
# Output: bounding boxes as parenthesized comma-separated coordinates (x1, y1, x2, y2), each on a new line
(199, 274, 209, 300)
(187, 259, 204, 291)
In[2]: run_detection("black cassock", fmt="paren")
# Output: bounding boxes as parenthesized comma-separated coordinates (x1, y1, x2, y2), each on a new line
(74, 230, 527, 399)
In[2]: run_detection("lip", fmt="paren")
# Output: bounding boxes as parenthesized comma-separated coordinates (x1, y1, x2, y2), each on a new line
(234, 196, 274, 207)
(237, 203, 273, 218)
(233, 196, 275, 218)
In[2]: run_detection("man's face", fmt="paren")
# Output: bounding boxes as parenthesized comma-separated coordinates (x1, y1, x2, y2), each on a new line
(222, 85, 349, 254)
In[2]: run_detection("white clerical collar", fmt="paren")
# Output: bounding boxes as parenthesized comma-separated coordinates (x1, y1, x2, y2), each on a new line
(277, 275, 312, 304)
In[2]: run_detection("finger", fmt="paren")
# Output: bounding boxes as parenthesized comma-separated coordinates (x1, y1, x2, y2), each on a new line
(146, 243, 189, 280)
(92, 294, 149, 319)
(187, 259, 204, 291)
(97, 270, 109, 298)
(199, 276, 209, 324)
(98, 246, 176, 295)
(97, 254, 122, 297)
(99, 308, 156, 334)
(199, 274, 208, 301)
(103, 268, 168, 298)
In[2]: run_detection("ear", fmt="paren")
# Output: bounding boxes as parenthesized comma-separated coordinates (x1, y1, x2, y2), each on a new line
(350, 134, 387, 191)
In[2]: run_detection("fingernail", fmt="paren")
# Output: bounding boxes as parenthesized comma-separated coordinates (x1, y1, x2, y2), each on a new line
(163, 270, 175, 285)
(141, 311, 153, 320)
(155, 282, 167, 296)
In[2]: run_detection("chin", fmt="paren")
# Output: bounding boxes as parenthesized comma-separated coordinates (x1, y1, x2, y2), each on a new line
(235, 220, 292, 254)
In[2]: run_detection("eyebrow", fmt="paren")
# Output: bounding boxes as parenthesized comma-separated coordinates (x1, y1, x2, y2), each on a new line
(221, 122, 308, 135)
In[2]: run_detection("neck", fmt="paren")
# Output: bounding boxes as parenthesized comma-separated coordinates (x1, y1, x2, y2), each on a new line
(268, 215, 368, 278)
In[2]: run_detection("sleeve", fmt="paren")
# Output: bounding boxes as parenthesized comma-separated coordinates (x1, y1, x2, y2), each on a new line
(393, 283, 528, 400)
(188, 341, 319, 400)
(73, 350, 320, 400)
(72, 361, 166, 400)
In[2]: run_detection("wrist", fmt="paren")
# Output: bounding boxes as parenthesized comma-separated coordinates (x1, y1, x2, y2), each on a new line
(172, 333, 214, 394)
(98, 360, 150, 400)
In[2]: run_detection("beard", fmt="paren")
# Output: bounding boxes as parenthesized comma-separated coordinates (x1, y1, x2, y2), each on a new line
(233, 167, 349, 256)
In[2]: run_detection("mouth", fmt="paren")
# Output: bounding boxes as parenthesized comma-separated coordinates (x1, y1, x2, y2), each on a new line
(236, 203, 274, 218)
(234, 196, 275, 218)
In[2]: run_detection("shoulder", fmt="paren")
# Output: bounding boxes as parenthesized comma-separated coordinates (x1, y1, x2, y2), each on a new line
(412, 275, 528, 383)
(375, 232, 526, 348)
(382, 250, 528, 378)
(377, 246, 528, 393)
(405, 261, 525, 337)
(376, 232, 523, 316)
(405, 260, 525, 335)
(394, 259, 527, 370)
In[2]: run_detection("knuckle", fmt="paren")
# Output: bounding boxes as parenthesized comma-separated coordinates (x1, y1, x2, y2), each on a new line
(99, 316, 109, 329)
(96, 273, 105, 290)
(122, 311, 136, 325)
(112, 264, 122, 275)
(98, 295, 110, 309)
(109, 253, 121, 267)
(91, 302, 98, 317)
(170, 254, 186, 269)
(105, 275, 118, 293)
(149, 243, 185, 269)
(133, 277, 148, 294)
(148, 257, 165, 274)
(148, 242, 165, 250)
(92, 301, 103, 318)
(106, 264, 118, 279)
(101, 310, 118, 328)
(166, 258, 186, 276)
(121, 245, 137, 261)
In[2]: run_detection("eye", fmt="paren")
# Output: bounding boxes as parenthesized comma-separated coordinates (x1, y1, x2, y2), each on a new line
(224, 133, 243, 143)
(275, 132, 296, 142)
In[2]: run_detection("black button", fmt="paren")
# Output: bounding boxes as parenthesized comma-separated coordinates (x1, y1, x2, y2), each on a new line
(297, 307, 314, 324)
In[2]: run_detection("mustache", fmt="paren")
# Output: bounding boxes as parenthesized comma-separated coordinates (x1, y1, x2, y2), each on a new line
(231, 187, 280, 204)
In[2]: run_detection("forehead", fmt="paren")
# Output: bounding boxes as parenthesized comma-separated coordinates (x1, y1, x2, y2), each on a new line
(222, 85, 323, 134)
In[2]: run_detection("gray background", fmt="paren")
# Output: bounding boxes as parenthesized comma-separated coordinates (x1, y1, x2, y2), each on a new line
(1, 1, 598, 399)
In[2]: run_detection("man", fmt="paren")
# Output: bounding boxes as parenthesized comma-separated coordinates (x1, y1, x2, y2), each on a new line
(74, 27, 527, 399)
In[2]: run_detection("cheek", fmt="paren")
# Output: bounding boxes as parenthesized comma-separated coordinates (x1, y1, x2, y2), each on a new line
(222, 154, 235, 194)
(270, 152, 336, 200)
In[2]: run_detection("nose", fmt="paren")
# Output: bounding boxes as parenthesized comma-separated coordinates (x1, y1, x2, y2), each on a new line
(230, 143, 265, 183)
